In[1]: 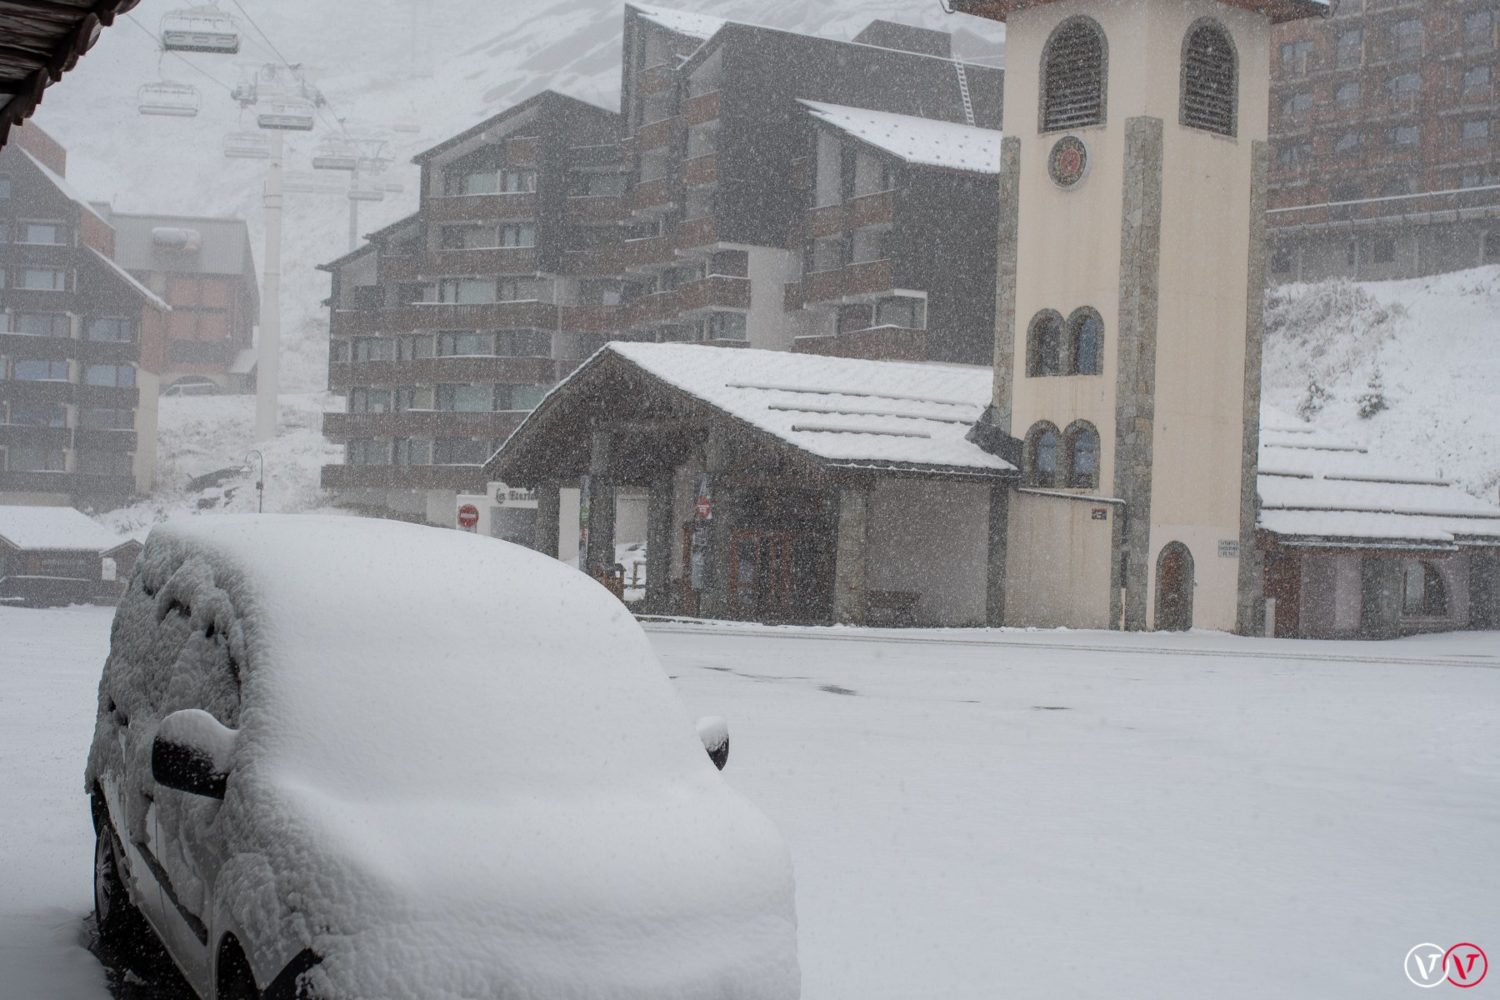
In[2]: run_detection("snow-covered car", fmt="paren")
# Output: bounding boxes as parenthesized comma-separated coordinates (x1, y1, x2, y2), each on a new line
(86, 515, 799, 1000)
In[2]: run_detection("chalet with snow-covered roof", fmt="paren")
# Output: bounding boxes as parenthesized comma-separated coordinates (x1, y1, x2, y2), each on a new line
(0, 504, 140, 606)
(1257, 411, 1500, 638)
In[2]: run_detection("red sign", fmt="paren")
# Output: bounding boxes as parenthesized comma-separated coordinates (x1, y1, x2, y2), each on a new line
(457, 503, 480, 529)
(694, 495, 713, 520)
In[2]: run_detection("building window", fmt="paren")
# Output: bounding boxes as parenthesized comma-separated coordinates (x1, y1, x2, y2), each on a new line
(396, 334, 432, 361)
(77, 451, 132, 477)
(1281, 91, 1313, 117)
(501, 169, 537, 194)
(80, 407, 134, 429)
(1064, 421, 1101, 489)
(329, 340, 351, 364)
(436, 330, 495, 357)
(1336, 28, 1363, 68)
(440, 225, 491, 250)
(495, 329, 551, 357)
(1271, 244, 1294, 274)
(704, 312, 748, 341)
(1334, 131, 1363, 156)
(497, 384, 547, 411)
(4, 446, 66, 472)
(1387, 18, 1423, 59)
(6, 401, 66, 427)
(12, 360, 70, 381)
(19, 268, 68, 291)
(876, 296, 924, 330)
(394, 385, 434, 412)
(85, 364, 136, 388)
(1461, 120, 1491, 147)
(1279, 38, 1313, 77)
(1027, 310, 1064, 377)
(498, 278, 548, 302)
(347, 439, 391, 466)
(393, 437, 433, 466)
(433, 437, 487, 465)
(499, 224, 537, 248)
(351, 337, 396, 363)
(1335, 81, 1361, 110)
(1386, 73, 1421, 104)
(436, 384, 495, 412)
(1278, 141, 1313, 169)
(1067, 308, 1103, 375)
(85, 317, 136, 343)
(1402, 561, 1448, 617)
(1464, 64, 1492, 96)
(1391, 124, 1420, 147)
(1466, 9, 1496, 50)
(1024, 422, 1061, 488)
(19, 222, 68, 245)
(11, 313, 69, 337)
(0, 176, 10, 200)
(1040, 16, 1108, 132)
(349, 387, 393, 413)
(439, 278, 496, 304)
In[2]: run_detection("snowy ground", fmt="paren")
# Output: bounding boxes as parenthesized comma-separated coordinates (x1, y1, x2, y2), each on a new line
(2, 607, 1496, 998)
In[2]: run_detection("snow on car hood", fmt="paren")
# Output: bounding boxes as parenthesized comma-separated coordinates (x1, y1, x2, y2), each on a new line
(142, 516, 799, 998)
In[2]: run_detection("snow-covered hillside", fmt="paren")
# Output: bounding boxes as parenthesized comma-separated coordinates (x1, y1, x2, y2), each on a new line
(30, 0, 1004, 391)
(1263, 266, 1500, 502)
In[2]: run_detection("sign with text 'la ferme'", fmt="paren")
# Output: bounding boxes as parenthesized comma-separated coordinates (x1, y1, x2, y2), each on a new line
(489, 482, 538, 509)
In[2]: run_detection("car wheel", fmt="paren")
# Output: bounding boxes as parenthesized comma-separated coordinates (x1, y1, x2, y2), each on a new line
(218, 941, 261, 1000)
(93, 822, 149, 953)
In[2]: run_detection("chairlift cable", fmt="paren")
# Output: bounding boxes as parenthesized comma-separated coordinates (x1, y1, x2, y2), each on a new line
(226, 0, 351, 135)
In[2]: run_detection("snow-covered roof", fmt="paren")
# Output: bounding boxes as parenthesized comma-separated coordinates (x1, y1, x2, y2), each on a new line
(230, 348, 257, 375)
(1258, 409, 1500, 548)
(18, 148, 109, 225)
(86, 247, 171, 312)
(603, 342, 1015, 477)
(799, 101, 1001, 174)
(0, 506, 131, 553)
(629, 3, 727, 41)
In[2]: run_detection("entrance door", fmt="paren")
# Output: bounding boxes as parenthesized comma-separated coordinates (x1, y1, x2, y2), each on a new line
(1154, 542, 1194, 631)
(730, 530, 795, 620)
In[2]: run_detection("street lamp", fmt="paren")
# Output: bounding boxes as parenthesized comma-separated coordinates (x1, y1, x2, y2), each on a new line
(245, 450, 265, 513)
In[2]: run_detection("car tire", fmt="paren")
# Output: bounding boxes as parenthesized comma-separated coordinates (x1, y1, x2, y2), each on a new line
(218, 940, 261, 1000)
(93, 821, 150, 954)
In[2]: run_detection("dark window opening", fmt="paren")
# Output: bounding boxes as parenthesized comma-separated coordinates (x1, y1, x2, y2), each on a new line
(1041, 17, 1107, 132)
(1182, 20, 1238, 136)
(1027, 311, 1064, 377)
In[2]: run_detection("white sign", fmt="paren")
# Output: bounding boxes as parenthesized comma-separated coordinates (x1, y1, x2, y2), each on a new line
(1218, 539, 1240, 558)
(490, 482, 538, 509)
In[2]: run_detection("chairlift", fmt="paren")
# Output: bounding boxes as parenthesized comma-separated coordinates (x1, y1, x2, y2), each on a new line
(375, 179, 405, 194)
(223, 131, 273, 159)
(257, 98, 316, 131)
(348, 185, 385, 202)
(138, 81, 201, 118)
(392, 119, 422, 134)
(312, 138, 359, 171)
(283, 172, 344, 195)
(160, 5, 240, 53)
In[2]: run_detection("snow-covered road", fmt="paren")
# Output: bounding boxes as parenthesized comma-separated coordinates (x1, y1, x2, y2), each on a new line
(3, 605, 1496, 998)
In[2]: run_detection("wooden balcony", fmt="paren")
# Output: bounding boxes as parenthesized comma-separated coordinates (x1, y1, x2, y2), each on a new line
(420, 247, 539, 277)
(0, 334, 79, 361)
(683, 92, 720, 127)
(0, 379, 77, 406)
(676, 216, 717, 250)
(323, 409, 528, 441)
(0, 425, 72, 450)
(559, 305, 624, 334)
(683, 154, 718, 187)
(560, 247, 624, 276)
(505, 136, 540, 167)
(76, 339, 139, 366)
(73, 427, 139, 453)
(0, 470, 134, 497)
(77, 384, 139, 409)
(804, 190, 896, 241)
(785, 259, 896, 310)
(568, 143, 625, 169)
(631, 177, 675, 213)
(566, 195, 628, 226)
(640, 64, 676, 96)
(617, 235, 677, 270)
(321, 463, 487, 493)
(793, 325, 928, 363)
(634, 116, 678, 152)
(328, 355, 556, 389)
(332, 302, 559, 337)
(621, 290, 679, 327)
(676, 275, 750, 313)
(424, 193, 538, 223)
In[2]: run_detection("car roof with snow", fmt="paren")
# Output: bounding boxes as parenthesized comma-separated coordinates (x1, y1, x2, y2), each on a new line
(138, 515, 710, 795)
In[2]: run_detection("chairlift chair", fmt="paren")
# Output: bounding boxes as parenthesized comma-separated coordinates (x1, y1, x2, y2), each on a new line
(312, 138, 359, 171)
(283, 172, 344, 195)
(138, 81, 201, 118)
(375, 179, 405, 194)
(223, 131, 273, 159)
(160, 5, 240, 53)
(392, 119, 421, 134)
(348, 185, 385, 202)
(257, 98, 316, 131)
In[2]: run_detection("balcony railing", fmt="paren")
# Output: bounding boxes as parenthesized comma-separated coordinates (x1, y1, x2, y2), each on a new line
(676, 275, 750, 313)
(631, 177, 675, 213)
(420, 247, 539, 277)
(682, 154, 718, 187)
(332, 301, 559, 337)
(803, 190, 896, 241)
(785, 259, 896, 310)
(793, 325, 928, 363)
(634, 116, 679, 152)
(320, 463, 488, 492)
(617, 235, 677, 271)
(559, 305, 623, 334)
(323, 409, 528, 440)
(566, 194, 629, 226)
(424, 193, 538, 223)
(327, 355, 556, 389)
(676, 216, 717, 250)
(683, 92, 720, 127)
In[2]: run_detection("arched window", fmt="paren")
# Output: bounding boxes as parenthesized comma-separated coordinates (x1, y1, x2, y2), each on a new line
(1067, 308, 1103, 376)
(1181, 19, 1238, 137)
(1041, 17, 1107, 133)
(1025, 422, 1061, 488)
(1063, 421, 1101, 489)
(1026, 310, 1064, 377)
(1402, 561, 1449, 617)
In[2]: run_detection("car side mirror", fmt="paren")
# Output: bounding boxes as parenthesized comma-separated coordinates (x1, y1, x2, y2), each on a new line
(697, 715, 729, 771)
(152, 709, 237, 799)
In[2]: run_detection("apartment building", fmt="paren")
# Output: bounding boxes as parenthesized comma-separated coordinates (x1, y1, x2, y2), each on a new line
(1268, 0, 1500, 281)
(319, 5, 1004, 524)
(0, 128, 166, 507)
(108, 211, 259, 393)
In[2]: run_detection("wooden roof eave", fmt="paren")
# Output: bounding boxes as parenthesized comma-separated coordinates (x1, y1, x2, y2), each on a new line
(945, 0, 1330, 24)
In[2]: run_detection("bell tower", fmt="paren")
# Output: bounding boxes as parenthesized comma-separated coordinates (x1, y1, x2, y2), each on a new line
(954, 0, 1327, 633)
